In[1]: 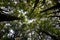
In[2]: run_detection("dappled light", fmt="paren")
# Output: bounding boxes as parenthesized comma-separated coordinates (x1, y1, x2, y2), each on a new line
(0, 0, 60, 40)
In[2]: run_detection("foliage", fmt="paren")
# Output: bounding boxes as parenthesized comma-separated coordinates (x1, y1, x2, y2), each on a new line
(0, 0, 60, 40)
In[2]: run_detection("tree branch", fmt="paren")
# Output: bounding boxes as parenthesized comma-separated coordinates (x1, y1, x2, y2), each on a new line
(40, 3, 60, 13)
(37, 29, 58, 40)
(0, 13, 20, 22)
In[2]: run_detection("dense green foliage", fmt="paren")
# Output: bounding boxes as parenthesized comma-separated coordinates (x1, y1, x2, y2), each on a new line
(0, 0, 60, 40)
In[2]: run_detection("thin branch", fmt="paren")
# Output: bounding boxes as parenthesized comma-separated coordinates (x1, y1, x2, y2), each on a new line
(40, 3, 60, 13)
(32, 0, 39, 12)
(27, 0, 39, 19)
(36, 29, 58, 40)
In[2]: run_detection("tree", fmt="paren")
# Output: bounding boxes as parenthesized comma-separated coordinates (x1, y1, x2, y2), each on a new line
(0, 13, 20, 21)
(0, 0, 60, 40)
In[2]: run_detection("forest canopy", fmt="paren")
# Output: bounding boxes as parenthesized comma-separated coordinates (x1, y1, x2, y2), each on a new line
(0, 0, 60, 40)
